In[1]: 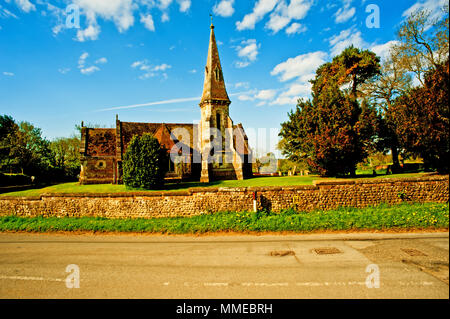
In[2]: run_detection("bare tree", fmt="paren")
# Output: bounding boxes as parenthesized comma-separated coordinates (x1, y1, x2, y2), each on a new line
(392, 5, 449, 85)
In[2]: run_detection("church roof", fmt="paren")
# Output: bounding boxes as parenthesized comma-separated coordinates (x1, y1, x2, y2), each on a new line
(120, 121, 199, 153)
(200, 23, 230, 106)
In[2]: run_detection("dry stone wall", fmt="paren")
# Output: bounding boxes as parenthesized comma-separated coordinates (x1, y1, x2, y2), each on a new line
(0, 176, 448, 219)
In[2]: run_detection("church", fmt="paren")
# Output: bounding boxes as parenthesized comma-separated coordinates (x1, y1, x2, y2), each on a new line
(79, 23, 253, 184)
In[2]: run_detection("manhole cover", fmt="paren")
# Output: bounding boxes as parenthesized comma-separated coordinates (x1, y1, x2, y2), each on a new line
(401, 248, 427, 256)
(269, 250, 295, 257)
(313, 247, 342, 255)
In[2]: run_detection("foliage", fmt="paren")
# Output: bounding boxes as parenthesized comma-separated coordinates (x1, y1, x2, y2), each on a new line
(122, 133, 169, 189)
(49, 136, 81, 180)
(1, 115, 81, 182)
(388, 60, 449, 173)
(0, 115, 52, 177)
(280, 46, 381, 176)
(0, 173, 32, 187)
(392, 5, 449, 85)
(1, 202, 447, 234)
(312, 46, 381, 98)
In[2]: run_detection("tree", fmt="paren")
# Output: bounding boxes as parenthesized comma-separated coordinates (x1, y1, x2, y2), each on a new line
(392, 5, 449, 85)
(49, 136, 81, 180)
(388, 59, 449, 173)
(122, 133, 169, 189)
(312, 46, 380, 98)
(0, 115, 19, 172)
(0, 116, 51, 175)
(361, 52, 413, 171)
(279, 47, 380, 177)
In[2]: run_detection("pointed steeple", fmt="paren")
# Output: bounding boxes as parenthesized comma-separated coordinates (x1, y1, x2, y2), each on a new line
(200, 22, 230, 106)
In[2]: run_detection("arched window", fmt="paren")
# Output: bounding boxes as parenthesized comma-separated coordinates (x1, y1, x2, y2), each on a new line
(216, 112, 221, 130)
(214, 67, 222, 82)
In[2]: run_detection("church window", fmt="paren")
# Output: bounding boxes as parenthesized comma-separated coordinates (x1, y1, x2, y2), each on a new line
(214, 67, 222, 82)
(216, 112, 221, 130)
(96, 160, 106, 169)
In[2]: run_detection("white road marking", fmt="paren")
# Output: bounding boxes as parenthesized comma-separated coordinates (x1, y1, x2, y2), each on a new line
(204, 282, 229, 287)
(177, 281, 436, 287)
(0, 275, 64, 282)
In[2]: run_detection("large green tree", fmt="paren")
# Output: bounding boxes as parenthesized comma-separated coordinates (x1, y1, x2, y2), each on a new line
(388, 60, 449, 173)
(0, 115, 19, 172)
(312, 46, 381, 98)
(0, 116, 51, 175)
(280, 46, 380, 177)
(123, 133, 169, 189)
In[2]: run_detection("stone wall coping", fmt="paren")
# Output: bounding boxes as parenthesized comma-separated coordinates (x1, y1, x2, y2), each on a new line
(0, 175, 447, 200)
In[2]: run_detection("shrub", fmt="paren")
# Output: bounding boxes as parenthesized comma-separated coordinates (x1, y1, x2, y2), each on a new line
(0, 173, 32, 186)
(122, 133, 169, 190)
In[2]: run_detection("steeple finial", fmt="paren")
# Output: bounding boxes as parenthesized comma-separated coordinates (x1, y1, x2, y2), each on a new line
(210, 13, 214, 29)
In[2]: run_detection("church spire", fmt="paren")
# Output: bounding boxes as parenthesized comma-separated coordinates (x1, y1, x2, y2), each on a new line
(200, 21, 230, 106)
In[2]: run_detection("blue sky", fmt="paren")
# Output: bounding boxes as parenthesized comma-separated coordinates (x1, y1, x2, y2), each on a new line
(0, 0, 447, 156)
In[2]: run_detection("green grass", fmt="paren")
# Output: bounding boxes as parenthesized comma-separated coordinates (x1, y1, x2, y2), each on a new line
(0, 202, 447, 234)
(0, 172, 429, 197)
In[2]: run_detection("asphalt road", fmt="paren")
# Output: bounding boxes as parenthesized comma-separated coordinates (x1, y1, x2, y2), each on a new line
(0, 232, 448, 299)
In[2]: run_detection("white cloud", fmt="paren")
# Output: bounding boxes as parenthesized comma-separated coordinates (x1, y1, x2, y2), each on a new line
(3, 71, 15, 76)
(76, 24, 100, 42)
(280, 82, 311, 97)
(271, 51, 328, 82)
(213, 0, 235, 17)
(235, 39, 260, 68)
(256, 101, 267, 106)
(0, 6, 18, 19)
(161, 12, 169, 22)
(235, 61, 250, 68)
(235, 82, 250, 89)
(265, 0, 312, 33)
(177, 0, 191, 12)
(237, 89, 277, 102)
(238, 94, 255, 101)
(270, 50, 328, 105)
(95, 57, 108, 64)
(328, 26, 366, 56)
(270, 95, 298, 105)
(265, 13, 290, 33)
(78, 52, 104, 75)
(236, 0, 278, 31)
(255, 89, 277, 100)
(14, 0, 36, 13)
(131, 60, 171, 79)
(140, 13, 155, 31)
(74, 0, 135, 33)
(152, 63, 171, 71)
(8, 0, 192, 40)
(237, 39, 259, 61)
(334, 0, 355, 23)
(157, 0, 173, 10)
(285, 22, 307, 35)
(80, 66, 100, 75)
(131, 60, 144, 68)
(403, 0, 447, 22)
(189, 69, 197, 73)
(78, 52, 89, 68)
(58, 68, 71, 74)
(370, 40, 399, 61)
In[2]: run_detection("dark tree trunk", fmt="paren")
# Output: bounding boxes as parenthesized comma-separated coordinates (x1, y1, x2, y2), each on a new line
(391, 146, 401, 173)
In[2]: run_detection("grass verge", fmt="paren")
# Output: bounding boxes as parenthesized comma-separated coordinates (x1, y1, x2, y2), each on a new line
(0, 173, 430, 197)
(0, 202, 448, 234)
